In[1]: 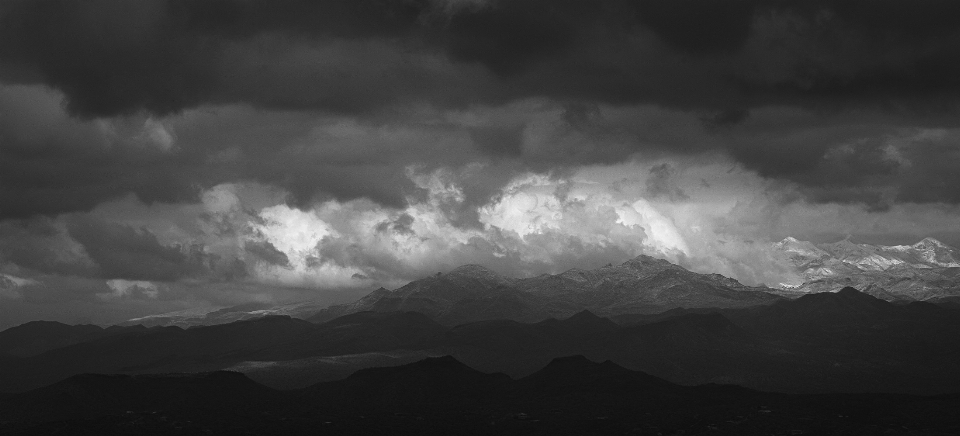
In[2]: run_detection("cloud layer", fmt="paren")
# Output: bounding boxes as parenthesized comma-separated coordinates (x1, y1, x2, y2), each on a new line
(2, 1, 960, 327)
(4, 156, 960, 328)
(8, 0, 960, 115)
(3, 1, 960, 214)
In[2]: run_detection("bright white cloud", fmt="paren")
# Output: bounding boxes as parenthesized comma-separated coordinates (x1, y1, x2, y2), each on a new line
(197, 158, 805, 288)
(101, 279, 161, 300)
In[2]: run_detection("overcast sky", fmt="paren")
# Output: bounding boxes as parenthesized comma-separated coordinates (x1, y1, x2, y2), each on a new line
(2, 0, 960, 328)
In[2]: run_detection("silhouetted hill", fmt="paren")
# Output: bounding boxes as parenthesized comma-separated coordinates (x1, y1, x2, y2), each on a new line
(434, 311, 623, 379)
(730, 286, 960, 342)
(0, 315, 315, 392)
(519, 355, 671, 395)
(630, 311, 744, 341)
(0, 311, 450, 393)
(714, 287, 960, 393)
(0, 371, 277, 423)
(301, 356, 512, 412)
(553, 309, 620, 332)
(3, 287, 960, 397)
(4, 356, 960, 435)
(0, 321, 148, 357)
(599, 312, 765, 387)
(254, 311, 447, 360)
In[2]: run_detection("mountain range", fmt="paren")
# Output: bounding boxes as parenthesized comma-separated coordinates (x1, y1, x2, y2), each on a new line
(3, 287, 959, 396)
(121, 237, 960, 329)
(776, 237, 960, 300)
(23, 242, 960, 431)
(308, 254, 784, 325)
(3, 355, 959, 435)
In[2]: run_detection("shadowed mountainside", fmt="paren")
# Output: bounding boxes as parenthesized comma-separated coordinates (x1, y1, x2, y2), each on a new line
(2, 287, 960, 396)
(0, 321, 156, 358)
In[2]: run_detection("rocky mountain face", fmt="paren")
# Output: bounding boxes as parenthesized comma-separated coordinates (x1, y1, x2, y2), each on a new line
(309, 254, 782, 325)
(776, 237, 960, 300)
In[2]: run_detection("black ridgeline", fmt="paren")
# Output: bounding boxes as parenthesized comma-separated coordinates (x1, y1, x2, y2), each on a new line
(2, 356, 959, 435)
(2, 287, 960, 434)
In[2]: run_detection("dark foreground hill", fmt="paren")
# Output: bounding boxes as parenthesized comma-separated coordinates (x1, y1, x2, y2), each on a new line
(2, 287, 960, 396)
(1, 356, 959, 436)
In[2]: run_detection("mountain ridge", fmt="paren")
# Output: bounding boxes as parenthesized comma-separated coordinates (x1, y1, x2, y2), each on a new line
(308, 253, 782, 325)
(776, 236, 960, 300)
(4, 354, 960, 435)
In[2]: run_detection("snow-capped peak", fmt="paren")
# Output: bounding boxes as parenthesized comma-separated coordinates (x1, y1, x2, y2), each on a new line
(914, 237, 947, 249)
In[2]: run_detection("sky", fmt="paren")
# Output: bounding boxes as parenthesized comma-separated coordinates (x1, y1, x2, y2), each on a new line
(2, 0, 960, 328)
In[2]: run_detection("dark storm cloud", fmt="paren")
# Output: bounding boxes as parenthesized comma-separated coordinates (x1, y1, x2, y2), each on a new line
(439, 0, 595, 75)
(633, 0, 758, 54)
(7, 0, 960, 116)
(894, 135, 960, 205)
(702, 109, 751, 129)
(65, 216, 208, 281)
(2, 0, 960, 217)
(245, 240, 290, 267)
(468, 125, 525, 157)
(0, 85, 213, 219)
(0, 86, 446, 220)
(0, 218, 95, 277)
(0, 0, 431, 117)
(645, 163, 689, 201)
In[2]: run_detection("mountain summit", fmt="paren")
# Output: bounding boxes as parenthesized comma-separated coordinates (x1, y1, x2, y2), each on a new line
(310, 254, 780, 325)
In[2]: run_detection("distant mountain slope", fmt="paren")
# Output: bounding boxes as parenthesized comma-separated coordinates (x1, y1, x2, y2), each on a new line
(0, 316, 316, 393)
(776, 237, 960, 299)
(254, 311, 447, 361)
(119, 288, 371, 328)
(0, 321, 118, 357)
(118, 254, 782, 329)
(310, 254, 782, 325)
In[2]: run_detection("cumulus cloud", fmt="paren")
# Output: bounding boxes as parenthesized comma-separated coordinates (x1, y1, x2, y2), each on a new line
(167, 161, 804, 287)
(100, 279, 161, 301)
